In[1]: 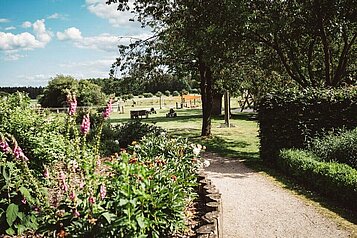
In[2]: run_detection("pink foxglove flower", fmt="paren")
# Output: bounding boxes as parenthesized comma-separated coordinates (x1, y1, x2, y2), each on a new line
(88, 196, 95, 204)
(13, 146, 29, 161)
(21, 197, 27, 205)
(100, 184, 106, 200)
(0, 139, 10, 153)
(102, 98, 113, 119)
(69, 190, 76, 201)
(43, 167, 50, 178)
(67, 94, 77, 116)
(80, 114, 90, 135)
(79, 181, 85, 189)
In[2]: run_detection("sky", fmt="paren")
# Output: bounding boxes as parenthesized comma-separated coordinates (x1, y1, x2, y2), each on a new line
(0, 0, 150, 87)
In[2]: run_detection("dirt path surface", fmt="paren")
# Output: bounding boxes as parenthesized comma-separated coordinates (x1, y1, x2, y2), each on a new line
(204, 152, 353, 238)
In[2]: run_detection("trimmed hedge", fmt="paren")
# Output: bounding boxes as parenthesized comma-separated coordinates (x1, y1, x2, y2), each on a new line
(279, 149, 357, 211)
(258, 87, 357, 164)
(308, 128, 357, 169)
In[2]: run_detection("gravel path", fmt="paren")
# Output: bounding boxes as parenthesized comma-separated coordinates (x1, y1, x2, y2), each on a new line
(204, 152, 353, 238)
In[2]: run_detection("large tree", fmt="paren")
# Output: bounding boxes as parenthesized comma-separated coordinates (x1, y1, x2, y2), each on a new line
(247, 0, 357, 87)
(107, 0, 246, 136)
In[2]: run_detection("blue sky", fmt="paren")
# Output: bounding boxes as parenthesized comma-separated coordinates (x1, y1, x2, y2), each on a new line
(0, 0, 149, 87)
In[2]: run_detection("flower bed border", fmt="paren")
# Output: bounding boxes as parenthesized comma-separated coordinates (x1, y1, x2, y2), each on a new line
(196, 170, 223, 238)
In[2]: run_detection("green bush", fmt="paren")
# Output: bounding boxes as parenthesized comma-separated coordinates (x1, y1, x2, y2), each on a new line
(164, 90, 171, 96)
(181, 89, 189, 95)
(143, 92, 154, 98)
(258, 87, 357, 164)
(190, 88, 199, 94)
(279, 149, 357, 211)
(138, 95, 143, 98)
(308, 128, 357, 169)
(155, 91, 162, 97)
(172, 91, 180, 96)
(100, 120, 165, 155)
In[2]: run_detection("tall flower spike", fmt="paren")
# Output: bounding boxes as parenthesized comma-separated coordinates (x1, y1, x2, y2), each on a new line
(67, 93, 77, 116)
(100, 184, 106, 200)
(13, 145, 29, 162)
(80, 114, 90, 135)
(0, 138, 10, 153)
(102, 98, 113, 119)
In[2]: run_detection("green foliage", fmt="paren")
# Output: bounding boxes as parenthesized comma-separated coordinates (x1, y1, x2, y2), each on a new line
(0, 148, 48, 235)
(98, 134, 201, 237)
(172, 91, 180, 96)
(279, 149, 357, 211)
(164, 90, 171, 96)
(258, 87, 357, 164)
(138, 95, 144, 98)
(143, 92, 153, 98)
(308, 128, 357, 169)
(155, 91, 162, 97)
(100, 121, 165, 155)
(39, 75, 106, 108)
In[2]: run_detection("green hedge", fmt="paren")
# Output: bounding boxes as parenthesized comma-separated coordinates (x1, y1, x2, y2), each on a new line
(308, 128, 357, 169)
(258, 87, 357, 164)
(279, 149, 357, 211)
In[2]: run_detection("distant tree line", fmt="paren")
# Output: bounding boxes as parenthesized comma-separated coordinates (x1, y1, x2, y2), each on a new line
(0, 87, 44, 99)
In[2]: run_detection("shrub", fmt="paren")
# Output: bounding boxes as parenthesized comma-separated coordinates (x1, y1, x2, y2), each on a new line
(258, 87, 357, 164)
(190, 88, 199, 94)
(308, 128, 357, 169)
(279, 149, 357, 211)
(143, 92, 154, 98)
(138, 94, 143, 98)
(121, 94, 129, 101)
(172, 91, 180, 96)
(100, 120, 166, 155)
(164, 90, 171, 96)
(155, 91, 163, 97)
(181, 89, 189, 95)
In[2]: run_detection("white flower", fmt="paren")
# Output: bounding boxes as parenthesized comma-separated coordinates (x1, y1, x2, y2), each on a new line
(193, 147, 201, 156)
(203, 159, 210, 168)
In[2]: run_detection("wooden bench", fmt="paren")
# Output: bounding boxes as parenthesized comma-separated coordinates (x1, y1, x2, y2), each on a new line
(130, 109, 149, 119)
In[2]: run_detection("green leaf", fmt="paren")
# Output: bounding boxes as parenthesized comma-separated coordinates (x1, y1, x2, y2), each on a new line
(119, 198, 128, 206)
(101, 212, 116, 224)
(137, 215, 145, 229)
(6, 203, 19, 227)
(16, 224, 26, 235)
(17, 212, 24, 221)
(6, 227, 15, 235)
(19, 187, 33, 204)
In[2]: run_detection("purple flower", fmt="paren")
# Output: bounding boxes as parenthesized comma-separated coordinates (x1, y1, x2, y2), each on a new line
(80, 114, 90, 135)
(21, 197, 27, 205)
(102, 98, 113, 119)
(69, 190, 76, 201)
(13, 146, 28, 162)
(100, 184, 106, 200)
(67, 94, 77, 116)
(88, 196, 95, 204)
(0, 139, 10, 153)
(43, 167, 50, 178)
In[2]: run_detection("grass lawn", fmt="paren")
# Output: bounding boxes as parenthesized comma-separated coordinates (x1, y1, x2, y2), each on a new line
(109, 107, 260, 162)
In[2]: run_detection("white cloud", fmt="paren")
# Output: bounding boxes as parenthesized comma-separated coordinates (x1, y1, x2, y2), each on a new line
(5, 26, 16, 31)
(57, 27, 152, 52)
(0, 18, 10, 23)
(22, 21, 32, 28)
(3, 50, 25, 61)
(56, 27, 82, 40)
(47, 13, 67, 20)
(0, 19, 52, 52)
(47, 13, 60, 19)
(85, 0, 136, 27)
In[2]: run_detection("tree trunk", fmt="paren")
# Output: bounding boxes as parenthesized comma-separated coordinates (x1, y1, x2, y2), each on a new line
(212, 92, 223, 116)
(198, 55, 213, 137)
